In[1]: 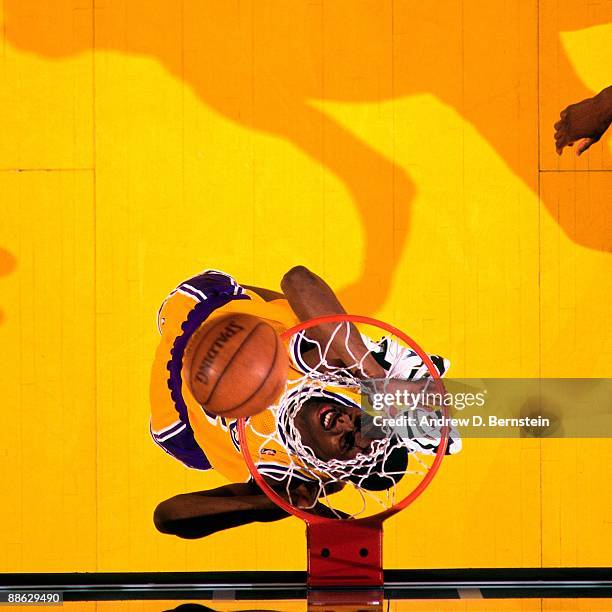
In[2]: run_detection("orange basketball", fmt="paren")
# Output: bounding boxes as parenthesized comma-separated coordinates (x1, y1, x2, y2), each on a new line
(183, 313, 288, 418)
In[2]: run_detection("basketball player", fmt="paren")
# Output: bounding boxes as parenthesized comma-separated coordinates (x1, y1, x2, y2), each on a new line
(555, 85, 612, 155)
(151, 267, 456, 539)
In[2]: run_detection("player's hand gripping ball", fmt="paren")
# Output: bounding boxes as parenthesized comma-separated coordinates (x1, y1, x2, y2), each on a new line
(184, 313, 288, 418)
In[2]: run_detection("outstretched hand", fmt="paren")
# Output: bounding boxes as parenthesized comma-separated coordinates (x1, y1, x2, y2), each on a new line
(554, 86, 612, 156)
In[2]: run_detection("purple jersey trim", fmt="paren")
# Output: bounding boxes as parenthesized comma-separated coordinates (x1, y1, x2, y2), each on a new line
(178, 269, 246, 301)
(165, 274, 250, 461)
(150, 421, 212, 471)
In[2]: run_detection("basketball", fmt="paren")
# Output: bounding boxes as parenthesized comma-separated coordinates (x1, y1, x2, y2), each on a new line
(183, 313, 288, 418)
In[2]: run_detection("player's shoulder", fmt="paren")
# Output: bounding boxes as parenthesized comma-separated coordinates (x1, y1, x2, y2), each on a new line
(156, 269, 249, 334)
(156, 268, 298, 336)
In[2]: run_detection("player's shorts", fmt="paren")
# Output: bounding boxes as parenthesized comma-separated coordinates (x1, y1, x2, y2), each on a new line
(149, 269, 250, 470)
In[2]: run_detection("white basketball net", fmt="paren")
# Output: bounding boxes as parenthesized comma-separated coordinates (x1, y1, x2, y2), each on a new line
(244, 320, 455, 519)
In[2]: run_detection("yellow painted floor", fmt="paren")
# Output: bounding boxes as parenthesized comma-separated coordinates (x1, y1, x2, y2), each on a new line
(0, 1, 610, 573)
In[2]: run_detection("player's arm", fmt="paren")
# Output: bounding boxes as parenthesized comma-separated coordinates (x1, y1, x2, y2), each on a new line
(153, 481, 342, 538)
(555, 85, 612, 155)
(153, 482, 288, 539)
(280, 266, 386, 378)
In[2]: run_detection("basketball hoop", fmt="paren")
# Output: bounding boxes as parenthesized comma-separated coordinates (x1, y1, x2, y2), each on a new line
(238, 314, 451, 589)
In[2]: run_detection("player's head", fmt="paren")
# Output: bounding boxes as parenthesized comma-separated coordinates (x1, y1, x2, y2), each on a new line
(293, 398, 374, 462)
(277, 387, 408, 492)
(290, 397, 408, 491)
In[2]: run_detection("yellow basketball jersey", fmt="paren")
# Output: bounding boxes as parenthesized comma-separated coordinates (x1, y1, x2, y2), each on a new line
(150, 269, 305, 483)
(151, 269, 451, 488)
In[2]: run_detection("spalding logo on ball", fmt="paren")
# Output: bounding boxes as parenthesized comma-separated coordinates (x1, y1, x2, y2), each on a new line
(183, 313, 289, 418)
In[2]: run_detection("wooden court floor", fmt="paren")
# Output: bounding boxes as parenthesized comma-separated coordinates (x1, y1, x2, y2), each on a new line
(0, 0, 611, 574)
